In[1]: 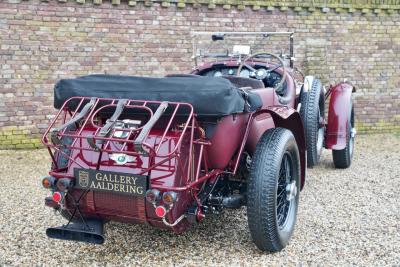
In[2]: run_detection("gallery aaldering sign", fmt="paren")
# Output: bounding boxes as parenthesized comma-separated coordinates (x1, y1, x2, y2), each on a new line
(74, 168, 147, 197)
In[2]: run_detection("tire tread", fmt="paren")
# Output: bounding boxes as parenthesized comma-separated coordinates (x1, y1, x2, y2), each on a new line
(332, 106, 354, 169)
(247, 128, 299, 252)
(300, 79, 323, 167)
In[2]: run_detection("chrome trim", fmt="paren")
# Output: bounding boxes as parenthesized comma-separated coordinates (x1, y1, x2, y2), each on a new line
(296, 103, 302, 112)
(286, 181, 297, 201)
(162, 214, 186, 227)
(303, 75, 316, 93)
(351, 128, 357, 138)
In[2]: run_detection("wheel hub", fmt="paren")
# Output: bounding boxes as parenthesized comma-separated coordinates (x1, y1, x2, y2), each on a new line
(277, 152, 296, 229)
(349, 127, 356, 157)
(351, 128, 357, 138)
(316, 109, 325, 155)
(286, 181, 297, 201)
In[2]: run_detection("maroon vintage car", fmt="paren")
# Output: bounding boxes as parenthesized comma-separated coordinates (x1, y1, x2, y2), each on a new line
(41, 32, 355, 252)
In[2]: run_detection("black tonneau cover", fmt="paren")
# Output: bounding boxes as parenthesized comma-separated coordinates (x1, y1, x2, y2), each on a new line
(54, 74, 261, 117)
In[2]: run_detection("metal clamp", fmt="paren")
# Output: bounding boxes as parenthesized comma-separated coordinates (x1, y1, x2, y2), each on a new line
(50, 98, 97, 146)
(87, 99, 128, 151)
(87, 135, 100, 151)
(98, 99, 128, 138)
(239, 87, 252, 111)
(134, 101, 168, 153)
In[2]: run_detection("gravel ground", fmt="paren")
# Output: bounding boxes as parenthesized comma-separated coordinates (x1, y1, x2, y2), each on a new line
(0, 134, 399, 266)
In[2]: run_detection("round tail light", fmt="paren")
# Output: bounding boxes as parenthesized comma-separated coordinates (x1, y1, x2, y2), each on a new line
(56, 178, 73, 191)
(155, 205, 167, 218)
(42, 176, 56, 189)
(162, 191, 177, 205)
(146, 189, 161, 204)
(52, 191, 63, 203)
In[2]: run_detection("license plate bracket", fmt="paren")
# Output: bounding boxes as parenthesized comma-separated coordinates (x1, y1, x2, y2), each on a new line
(74, 168, 147, 197)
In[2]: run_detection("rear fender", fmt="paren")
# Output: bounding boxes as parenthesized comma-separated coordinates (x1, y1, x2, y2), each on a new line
(247, 107, 307, 190)
(326, 82, 355, 150)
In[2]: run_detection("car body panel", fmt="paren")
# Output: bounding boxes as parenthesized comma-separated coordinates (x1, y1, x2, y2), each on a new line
(325, 82, 354, 150)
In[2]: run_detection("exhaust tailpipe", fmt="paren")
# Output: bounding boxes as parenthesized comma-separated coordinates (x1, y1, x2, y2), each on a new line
(46, 219, 105, 244)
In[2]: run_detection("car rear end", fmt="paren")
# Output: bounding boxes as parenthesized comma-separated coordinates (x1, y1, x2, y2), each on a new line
(41, 96, 204, 243)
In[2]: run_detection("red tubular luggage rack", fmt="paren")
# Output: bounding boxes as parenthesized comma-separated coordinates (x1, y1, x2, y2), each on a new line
(42, 96, 217, 192)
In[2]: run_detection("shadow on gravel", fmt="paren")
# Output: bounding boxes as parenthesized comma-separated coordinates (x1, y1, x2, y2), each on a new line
(103, 208, 263, 255)
(40, 208, 272, 265)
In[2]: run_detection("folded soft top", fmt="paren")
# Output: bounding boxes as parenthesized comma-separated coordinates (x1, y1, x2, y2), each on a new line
(54, 74, 262, 117)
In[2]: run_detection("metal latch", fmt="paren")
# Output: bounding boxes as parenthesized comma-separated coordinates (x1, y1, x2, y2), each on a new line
(50, 98, 97, 146)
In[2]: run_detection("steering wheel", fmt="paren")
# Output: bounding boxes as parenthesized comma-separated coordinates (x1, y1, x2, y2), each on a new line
(236, 52, 287, 91)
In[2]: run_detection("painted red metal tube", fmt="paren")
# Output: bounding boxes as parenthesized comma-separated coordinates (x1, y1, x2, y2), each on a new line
(151, 169, 222, 192)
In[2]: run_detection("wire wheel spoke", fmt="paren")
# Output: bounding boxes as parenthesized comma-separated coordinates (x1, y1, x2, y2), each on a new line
(284, 157, 291, 183)
(276, 152, 294, 229)
(277, 189, 286, 197)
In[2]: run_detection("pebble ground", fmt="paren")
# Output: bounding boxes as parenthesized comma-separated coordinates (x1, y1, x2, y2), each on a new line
(0, 134, 399, 266)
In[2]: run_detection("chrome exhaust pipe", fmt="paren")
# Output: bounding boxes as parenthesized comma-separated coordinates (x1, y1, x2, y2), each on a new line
(46, 219, 105, 244)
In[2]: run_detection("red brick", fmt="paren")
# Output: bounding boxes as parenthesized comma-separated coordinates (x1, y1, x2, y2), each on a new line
(0, 0, 399, 148)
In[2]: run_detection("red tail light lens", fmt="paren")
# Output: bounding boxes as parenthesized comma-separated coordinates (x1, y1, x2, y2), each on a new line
(155, 205, 167, 218)
(52, 191, 63, 203)
(42, 176, 56, 189)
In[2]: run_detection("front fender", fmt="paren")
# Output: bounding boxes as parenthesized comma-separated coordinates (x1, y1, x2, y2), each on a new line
(326, 82, 354, 150)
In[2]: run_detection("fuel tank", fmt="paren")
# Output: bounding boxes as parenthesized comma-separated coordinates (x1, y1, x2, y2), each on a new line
(205, 114, 248, 169)
(62, 126, 193, 233)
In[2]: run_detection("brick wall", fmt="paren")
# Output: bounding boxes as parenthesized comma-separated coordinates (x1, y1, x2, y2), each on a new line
(0, 0, 399, 149)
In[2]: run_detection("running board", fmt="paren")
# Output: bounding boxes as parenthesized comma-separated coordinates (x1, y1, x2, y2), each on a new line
(46, 219, 105, 245)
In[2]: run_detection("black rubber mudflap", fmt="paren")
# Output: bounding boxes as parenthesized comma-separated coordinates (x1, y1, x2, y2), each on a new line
(46, 219, 105, 244)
